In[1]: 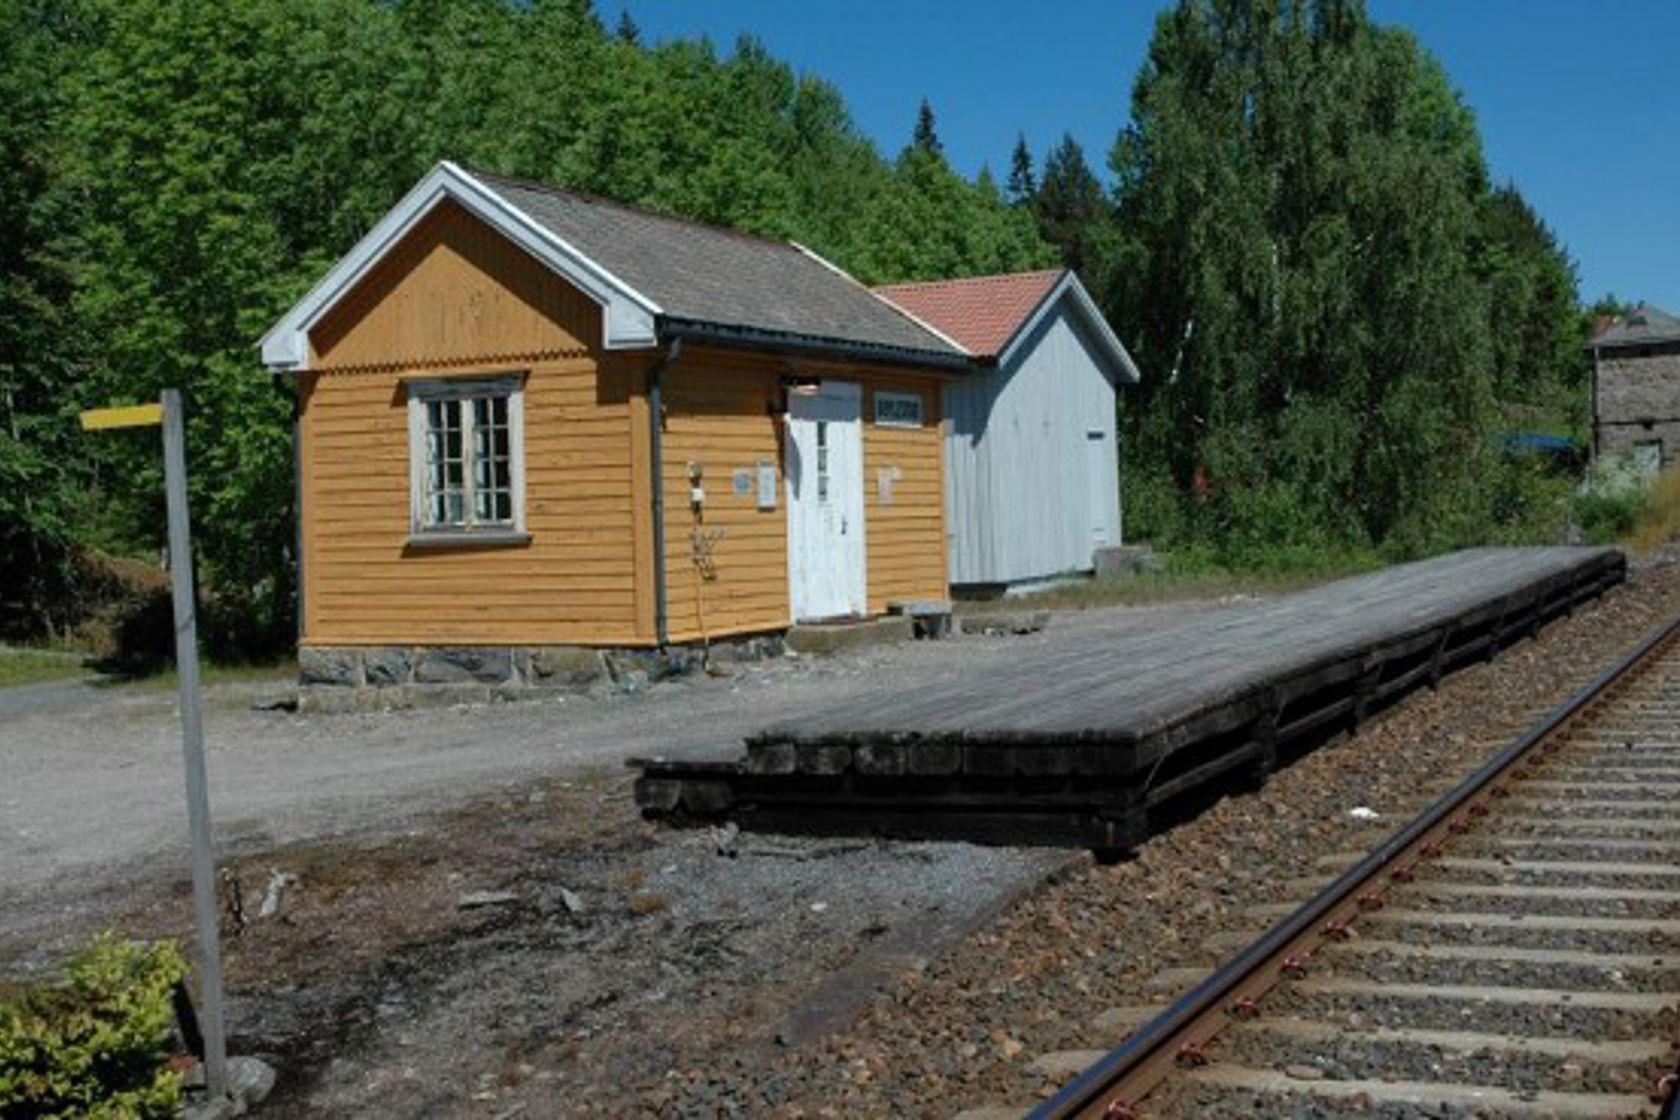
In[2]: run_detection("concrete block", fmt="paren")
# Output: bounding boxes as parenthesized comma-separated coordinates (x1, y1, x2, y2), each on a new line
(744, 741, 798, 775)
(784, 615, 914, 656)
(1093, 545, 1159, 579)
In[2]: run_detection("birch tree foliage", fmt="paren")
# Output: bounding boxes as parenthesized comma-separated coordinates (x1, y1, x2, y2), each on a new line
(1109, 0, 1581, 560)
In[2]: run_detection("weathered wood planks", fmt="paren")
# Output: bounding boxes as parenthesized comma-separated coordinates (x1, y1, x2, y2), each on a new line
(633, 547, 1626, 851)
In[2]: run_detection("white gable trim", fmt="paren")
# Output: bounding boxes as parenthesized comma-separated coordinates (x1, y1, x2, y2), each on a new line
(996, 271, 1141, 384)
(259, 161, 660, 370)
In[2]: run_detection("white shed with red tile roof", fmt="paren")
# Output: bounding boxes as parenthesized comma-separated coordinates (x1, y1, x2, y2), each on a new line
(875, 269, 1140, 591)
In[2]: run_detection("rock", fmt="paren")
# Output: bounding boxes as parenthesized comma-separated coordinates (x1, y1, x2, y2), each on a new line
(958, 611, 1051, 637)
(526, 646, 604, 686)
(361, 648, 412, 687)
(414, 648, 515, 685)
(1028, 1049, 1107, 1079)
(258, 870, 298, 919)
(713, 821, 740, 857)
(298, 648, 359, 687)
(708, 635, 786, 664)
(458, 890, 521, 910)
(228, 1055, 277, 1106)
(181, 1055, 276, 1118)
(1284, 1063, 1326, 1081)
(557, 887, 585, 915)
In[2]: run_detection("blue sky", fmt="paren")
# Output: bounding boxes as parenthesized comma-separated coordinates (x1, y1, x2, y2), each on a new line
(624, 1, 1678, 311)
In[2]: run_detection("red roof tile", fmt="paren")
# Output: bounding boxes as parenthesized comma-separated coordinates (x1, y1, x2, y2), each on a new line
(874, 269, 1065, 358)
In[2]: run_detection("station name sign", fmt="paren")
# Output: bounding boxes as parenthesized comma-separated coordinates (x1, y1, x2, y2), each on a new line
(873, 391, 923, 428)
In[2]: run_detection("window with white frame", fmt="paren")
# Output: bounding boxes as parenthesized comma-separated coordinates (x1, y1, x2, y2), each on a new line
(406, 376, 526, 537)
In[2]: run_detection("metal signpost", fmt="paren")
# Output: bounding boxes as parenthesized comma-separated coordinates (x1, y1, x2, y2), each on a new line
(81, 389, 228, 1103)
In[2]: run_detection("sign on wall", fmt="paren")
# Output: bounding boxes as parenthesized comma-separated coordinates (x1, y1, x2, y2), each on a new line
(873, 391, 923, 428)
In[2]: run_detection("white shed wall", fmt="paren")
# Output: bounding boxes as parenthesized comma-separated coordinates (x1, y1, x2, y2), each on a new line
(944, 301, 1122, 587)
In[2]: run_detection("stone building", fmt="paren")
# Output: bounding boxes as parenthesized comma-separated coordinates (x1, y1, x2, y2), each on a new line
(1590, 303, 1680, 473)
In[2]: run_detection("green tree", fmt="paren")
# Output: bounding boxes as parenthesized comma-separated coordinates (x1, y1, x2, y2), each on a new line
(1111, 0, 1556, 562)
(0, 0, 1056, 650)
(1007, 133, 1036, 204)
(1033, 133, 1122, 303)
(0, 0, 99, 638)
(912, 98, 943, 157)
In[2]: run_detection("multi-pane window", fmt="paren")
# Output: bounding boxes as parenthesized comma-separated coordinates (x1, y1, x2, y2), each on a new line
(407, 377, 524, 536)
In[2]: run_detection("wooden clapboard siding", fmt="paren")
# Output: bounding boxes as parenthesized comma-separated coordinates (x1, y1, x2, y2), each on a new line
(301, 356, 641, 645)
(298, 202, 644, 647)
(864, 379, 947, 612)
(310, 198, 600, 369)
(659, 361, 790, 642)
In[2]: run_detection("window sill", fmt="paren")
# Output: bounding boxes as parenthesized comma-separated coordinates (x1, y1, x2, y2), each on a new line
(405, 530, 532, 552)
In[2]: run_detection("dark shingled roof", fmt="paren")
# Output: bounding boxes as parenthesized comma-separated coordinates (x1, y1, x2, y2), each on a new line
(468, 169, 965, 361)
(1590, 304, 1680, 350)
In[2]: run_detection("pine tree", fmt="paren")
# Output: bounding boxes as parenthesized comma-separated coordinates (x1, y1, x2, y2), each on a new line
(615, 7, 639, 45)
(912, 98, 942, 157)
(1007, 133, 1035, 204)
(1034, 134, 1110, 271)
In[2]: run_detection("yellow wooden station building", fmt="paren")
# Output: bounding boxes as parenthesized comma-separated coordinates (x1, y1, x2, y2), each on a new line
(263, 162, 972, 697)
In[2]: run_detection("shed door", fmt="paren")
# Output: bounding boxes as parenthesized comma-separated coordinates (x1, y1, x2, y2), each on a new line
(786, 381, 867, 621)
(1087, 429, 1113, 551)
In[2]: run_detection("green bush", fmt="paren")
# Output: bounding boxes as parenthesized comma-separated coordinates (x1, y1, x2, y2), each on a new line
(1575, 486, 1644, 545)
(0, 936, 184, 1119)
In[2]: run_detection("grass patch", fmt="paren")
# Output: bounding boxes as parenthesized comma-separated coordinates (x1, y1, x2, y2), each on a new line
(0, 646, 92, 688)
(119, 658, 298, 690)
(992, 547, 1383, 612)
(1628, 469, 1680, 555)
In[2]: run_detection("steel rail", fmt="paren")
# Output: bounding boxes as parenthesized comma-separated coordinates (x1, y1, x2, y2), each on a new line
(1031, 611, 1680, 1120)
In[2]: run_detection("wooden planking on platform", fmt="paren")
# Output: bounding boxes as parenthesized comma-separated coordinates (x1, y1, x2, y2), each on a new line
(634, 547, 1626, 852)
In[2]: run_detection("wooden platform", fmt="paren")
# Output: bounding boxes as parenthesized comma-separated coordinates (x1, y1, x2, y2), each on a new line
(634, 547, 1627, 852)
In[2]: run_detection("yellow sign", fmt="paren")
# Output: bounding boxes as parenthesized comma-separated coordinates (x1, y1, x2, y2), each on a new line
(80, 403, 164, 431)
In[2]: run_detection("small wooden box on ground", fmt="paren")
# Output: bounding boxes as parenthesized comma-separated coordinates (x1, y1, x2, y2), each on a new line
(633, 547, 1627, 853)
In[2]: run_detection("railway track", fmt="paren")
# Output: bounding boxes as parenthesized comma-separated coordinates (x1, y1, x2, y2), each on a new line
(1033, 616, 1680, 1120)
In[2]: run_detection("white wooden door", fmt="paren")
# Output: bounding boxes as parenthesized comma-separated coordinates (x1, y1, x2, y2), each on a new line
(1087, 429, 1113, 551)
(786, 381, 867, 620)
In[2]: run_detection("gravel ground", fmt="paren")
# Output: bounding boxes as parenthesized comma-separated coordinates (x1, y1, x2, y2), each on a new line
(4, 556, 1678, 1119)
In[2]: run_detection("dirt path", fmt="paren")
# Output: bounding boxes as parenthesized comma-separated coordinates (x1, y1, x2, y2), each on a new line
(0, 601, 1205, 949)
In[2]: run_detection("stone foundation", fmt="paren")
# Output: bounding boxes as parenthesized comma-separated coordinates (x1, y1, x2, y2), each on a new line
(298, 635, 787, 713)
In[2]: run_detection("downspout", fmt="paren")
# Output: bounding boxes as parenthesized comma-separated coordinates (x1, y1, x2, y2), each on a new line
(647, 338, 683, 648)
(289, 377, 305, 645)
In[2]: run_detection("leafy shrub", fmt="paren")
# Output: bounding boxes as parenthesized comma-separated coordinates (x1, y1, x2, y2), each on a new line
(1574, 487, 1641, 545)
(0, 936, 184, 1119)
